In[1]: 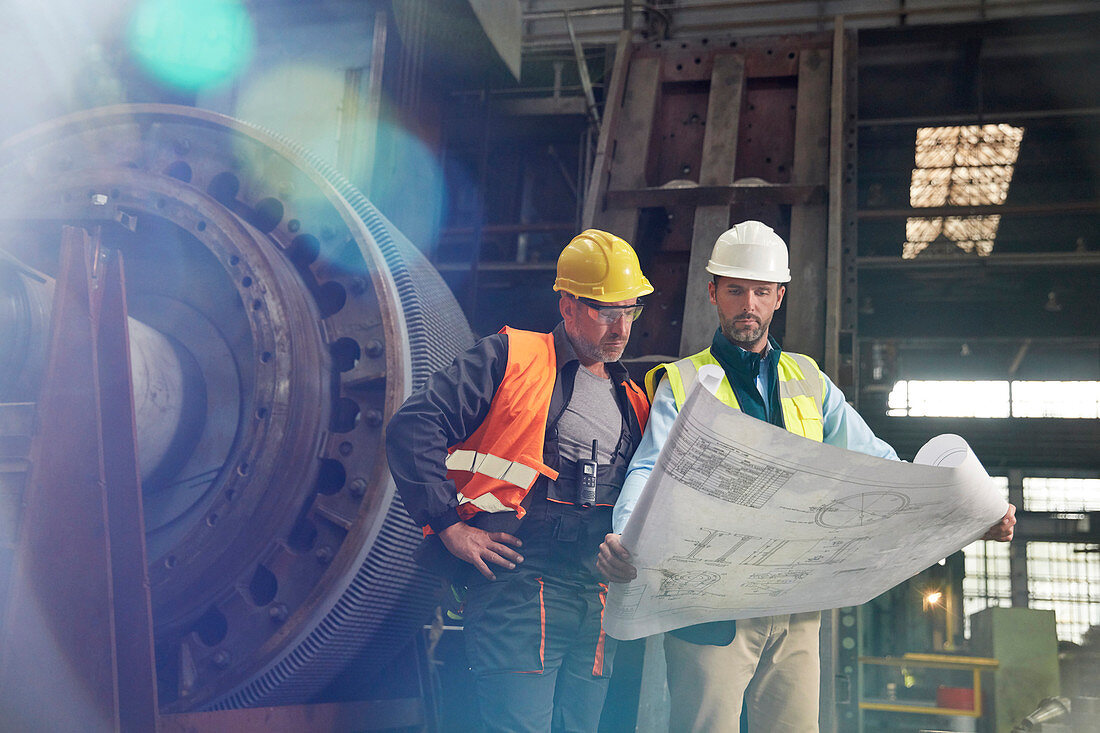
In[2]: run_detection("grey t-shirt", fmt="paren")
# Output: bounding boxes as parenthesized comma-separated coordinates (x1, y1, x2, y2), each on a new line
(556, 364, 623, 464)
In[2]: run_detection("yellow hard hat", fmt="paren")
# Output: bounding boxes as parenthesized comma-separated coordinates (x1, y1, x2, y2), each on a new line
(553, 229, 653, 302)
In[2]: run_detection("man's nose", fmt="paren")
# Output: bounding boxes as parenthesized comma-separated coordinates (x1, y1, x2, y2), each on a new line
(608, 312, 632, 332)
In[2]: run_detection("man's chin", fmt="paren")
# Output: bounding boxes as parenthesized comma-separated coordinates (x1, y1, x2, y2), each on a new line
(723, 327, 765, 347)
(599, 345, 626, 362)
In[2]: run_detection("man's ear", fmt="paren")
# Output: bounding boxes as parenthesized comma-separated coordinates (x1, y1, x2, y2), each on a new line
(775, 284, 786, 310)
(708, 280, 717, 306)
(559, 293, 571, 321)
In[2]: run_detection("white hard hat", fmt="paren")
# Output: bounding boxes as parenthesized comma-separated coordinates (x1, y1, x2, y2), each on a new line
(706, 221, 791, 283)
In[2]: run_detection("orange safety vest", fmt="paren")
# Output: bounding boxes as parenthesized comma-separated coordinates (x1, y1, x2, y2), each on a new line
(441, 326, 649, 527)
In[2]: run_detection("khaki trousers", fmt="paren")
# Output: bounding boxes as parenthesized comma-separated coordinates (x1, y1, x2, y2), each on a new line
(664, 612, 821, 733)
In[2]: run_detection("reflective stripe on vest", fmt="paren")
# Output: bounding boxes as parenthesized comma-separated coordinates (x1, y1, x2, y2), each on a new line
(645, 348, 826, 442)
(446, 449, 541, 509)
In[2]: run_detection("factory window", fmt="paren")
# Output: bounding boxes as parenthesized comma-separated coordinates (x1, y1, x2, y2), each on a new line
(1025, 478, 1100, 512)
(1025, 479, 1100, 643)
(962, 478, 1011, 637)
(962, 541, 1012, 636)
(963, 478, 1100, 644)
(903, 124, 1024, 259)
(888, 380, 1100, 418)
(1012, 382, 1100, 418)
(887, 380, 1010, 417)
(1027, 541, 1100, 644)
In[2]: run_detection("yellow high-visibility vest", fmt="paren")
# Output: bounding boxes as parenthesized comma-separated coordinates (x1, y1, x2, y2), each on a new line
(645, 348, 826, 442)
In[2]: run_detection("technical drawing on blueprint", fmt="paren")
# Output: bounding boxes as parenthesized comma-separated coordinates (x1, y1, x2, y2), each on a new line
(604, 384, 1008, 641)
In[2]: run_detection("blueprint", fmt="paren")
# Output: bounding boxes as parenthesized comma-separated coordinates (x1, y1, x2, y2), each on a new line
(604, 381, 1008, 641)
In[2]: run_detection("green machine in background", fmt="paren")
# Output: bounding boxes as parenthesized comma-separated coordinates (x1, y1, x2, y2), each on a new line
(970, 607, 1060, 733)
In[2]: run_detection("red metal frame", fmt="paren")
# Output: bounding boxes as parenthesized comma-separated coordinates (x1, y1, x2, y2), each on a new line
(0, 226, 159, 731)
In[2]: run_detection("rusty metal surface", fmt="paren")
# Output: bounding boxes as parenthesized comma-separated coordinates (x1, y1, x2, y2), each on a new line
(0, 231, 160, 730)
(582, 30, 634, 229)
(0, 104, 474, 711)
(606, 182, 823, 208)
(682, 54, 746, 357)
(0, 227, 120, 731)
(96, 242, 161, 731)
(598, 53, 662, 245)
(589, 32, 836, 358)
(786, 44, 833, 365)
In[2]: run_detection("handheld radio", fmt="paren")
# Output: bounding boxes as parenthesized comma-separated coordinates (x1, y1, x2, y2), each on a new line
(577, 439, 598, 507)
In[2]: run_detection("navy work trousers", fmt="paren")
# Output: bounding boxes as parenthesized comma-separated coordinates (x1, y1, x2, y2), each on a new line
(463, 564, 615, 733)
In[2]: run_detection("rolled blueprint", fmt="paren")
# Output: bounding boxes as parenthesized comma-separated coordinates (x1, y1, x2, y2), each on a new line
(606, 383, 1008, 641)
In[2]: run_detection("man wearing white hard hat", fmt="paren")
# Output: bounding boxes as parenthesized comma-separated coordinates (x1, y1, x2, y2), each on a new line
(597, 221, 1016, 732)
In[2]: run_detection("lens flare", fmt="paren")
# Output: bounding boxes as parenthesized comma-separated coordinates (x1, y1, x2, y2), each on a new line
(128, 0, 254, 91)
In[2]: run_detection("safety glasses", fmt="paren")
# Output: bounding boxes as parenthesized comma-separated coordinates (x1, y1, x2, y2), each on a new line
(576, 296, 645, 324)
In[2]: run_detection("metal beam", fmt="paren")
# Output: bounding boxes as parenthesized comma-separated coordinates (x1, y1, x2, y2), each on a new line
(0, 228, 158, 731)
(607, 183, 824, 208)
(680, 54, 745, 358)
(582, 29, 635, 229)
(858, 251, 1100, 269)
(859, 106, 1100, 127)
(1008, 470, 1030, 608)
(824, 17, 847, 378)
(1007, 339, 1031, 377)
(1015, 510, 1100, 543)
(786, 40, 832, 365)
(585, 51, 660, 242)
(861, 416, 1100, 470)
(858, 200, 1100, 219)
(564, 10, 601, 129)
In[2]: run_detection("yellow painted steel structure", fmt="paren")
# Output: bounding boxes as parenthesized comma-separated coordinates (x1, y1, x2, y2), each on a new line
(858, 652, 999, 717)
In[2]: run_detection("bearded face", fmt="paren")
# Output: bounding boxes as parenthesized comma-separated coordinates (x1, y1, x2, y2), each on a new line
(709, 277, 785, 353)
(559, 295, 638, 368)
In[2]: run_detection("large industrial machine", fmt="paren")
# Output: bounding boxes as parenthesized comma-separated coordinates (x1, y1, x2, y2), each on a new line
(0, 104, 473, 719)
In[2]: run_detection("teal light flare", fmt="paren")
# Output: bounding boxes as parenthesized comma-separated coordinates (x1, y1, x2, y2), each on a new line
(128, 0, 254, 91)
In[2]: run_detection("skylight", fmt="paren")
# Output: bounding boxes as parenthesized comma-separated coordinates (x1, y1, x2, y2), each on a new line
(903, 124, 1025, 259)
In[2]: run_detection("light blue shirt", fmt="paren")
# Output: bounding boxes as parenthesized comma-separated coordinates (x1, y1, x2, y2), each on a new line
(612, 352, 899, 533)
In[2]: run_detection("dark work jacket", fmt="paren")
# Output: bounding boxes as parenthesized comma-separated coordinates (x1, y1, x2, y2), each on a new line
(385, 322, 647, 584)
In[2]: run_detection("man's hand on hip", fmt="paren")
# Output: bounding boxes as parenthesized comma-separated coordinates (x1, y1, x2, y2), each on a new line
(439, 522, 524, 580)
(597, 533, 637, 583)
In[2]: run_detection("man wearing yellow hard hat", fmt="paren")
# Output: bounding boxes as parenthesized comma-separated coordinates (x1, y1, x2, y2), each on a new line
(387, 229, 652, 732)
